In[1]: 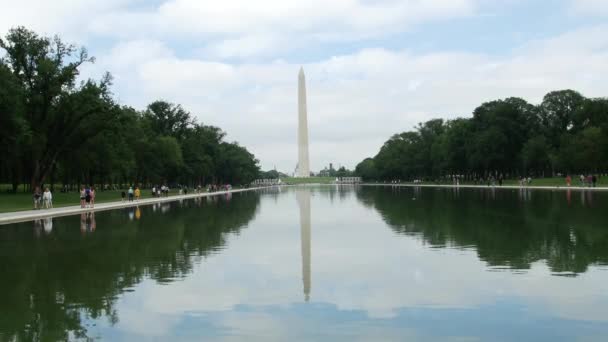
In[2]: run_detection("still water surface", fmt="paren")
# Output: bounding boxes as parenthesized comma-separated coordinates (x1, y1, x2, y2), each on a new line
(1, 186, 608, 341)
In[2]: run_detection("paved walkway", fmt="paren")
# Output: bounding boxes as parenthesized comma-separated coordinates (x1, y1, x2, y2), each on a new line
(361, 183, 608, 191)
(2, 183, 606, 225)
(0, 187, 262, 225)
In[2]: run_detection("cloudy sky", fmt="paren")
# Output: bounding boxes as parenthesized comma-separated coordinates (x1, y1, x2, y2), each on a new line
(1, 0, 607, 172)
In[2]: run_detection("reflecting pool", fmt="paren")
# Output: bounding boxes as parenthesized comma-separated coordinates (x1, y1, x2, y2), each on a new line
(1, 186, 608, 341)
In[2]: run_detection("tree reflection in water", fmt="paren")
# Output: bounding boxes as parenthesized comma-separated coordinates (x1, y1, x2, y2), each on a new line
(0, 192, 260, 341)
(356, 186, 608, 274)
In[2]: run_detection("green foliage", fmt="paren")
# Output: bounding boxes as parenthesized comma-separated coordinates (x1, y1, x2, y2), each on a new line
(283, 177, 335, 184)
(521, 136, 551, 173)
(259, 169, 281, 179)
(357, 93, 608, 181)
(216, 142, 260, 184)
(355, 158, 377, 180)
(0, 27, 259, 190)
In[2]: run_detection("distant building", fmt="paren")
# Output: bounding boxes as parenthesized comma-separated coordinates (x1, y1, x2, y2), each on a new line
(318, 167, 330, 177)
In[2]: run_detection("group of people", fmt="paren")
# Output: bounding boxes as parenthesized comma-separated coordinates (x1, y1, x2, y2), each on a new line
(565, 174, 598, 187)
(122, 186, 141, 201)
(31, 182, 237, 211)
(151, 185, 170, 197)
(518, 177, 533, 187)
(80, 186, 96, 208)
(32, 187, 53, 209)
(207, 184, 232, 192)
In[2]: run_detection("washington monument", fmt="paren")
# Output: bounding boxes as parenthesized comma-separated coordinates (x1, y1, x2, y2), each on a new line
(297, 67, 311, 177)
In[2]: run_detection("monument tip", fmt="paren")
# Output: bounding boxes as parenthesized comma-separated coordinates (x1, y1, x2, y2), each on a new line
(299, 66, 304, 76)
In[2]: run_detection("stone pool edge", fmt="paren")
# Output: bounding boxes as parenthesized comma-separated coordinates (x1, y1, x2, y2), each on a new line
(359, 183, 608, 191)
(0, 187, 266, 226)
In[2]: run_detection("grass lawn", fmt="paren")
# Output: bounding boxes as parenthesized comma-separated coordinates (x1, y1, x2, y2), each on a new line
(282, 177, 336, 184)
(389, 176, 607, 187)
(461, 176, 607, 187)
(0, 189, 162, 214)
(499, 176, 607, 187)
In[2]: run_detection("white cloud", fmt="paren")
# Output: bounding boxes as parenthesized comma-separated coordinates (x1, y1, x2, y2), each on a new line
(571, 0, 608, 15)
(2, 1, 608, 171)
(78, 0, 480, 59)
(202, 34, 295, 59)
(154, 0, 477, 36)
(0, 0, 133, 41)
(82, 24, 608, 171)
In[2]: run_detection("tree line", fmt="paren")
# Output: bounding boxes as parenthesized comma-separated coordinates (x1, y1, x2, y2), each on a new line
(356, 90, 608, 181)
(0, 27, 260, 192)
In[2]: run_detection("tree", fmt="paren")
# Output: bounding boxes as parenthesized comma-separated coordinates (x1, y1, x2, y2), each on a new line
(144, 101, 194, 139)
(0, 27, 115, 189)
(180, 125, 223, 185)
(0, 60, 26, 191)
(540, 90, 584, 147)
(216, 142, 260, 184)
(355, 158, 377, 180)
(357, 90, 607, 182)
(442, 118, 471, 176)
(521, 136, 551, 176)
(573, 98, 608, 131)
(417, 119, 445, 177)
(467, 100, 529, 175)
(0, 26, 261, 190)
(260, 170, 280, 179)
(374, 131, 423, 180)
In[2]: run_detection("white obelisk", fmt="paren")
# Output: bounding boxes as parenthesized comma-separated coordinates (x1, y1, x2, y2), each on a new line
(297, 67, 311, 178)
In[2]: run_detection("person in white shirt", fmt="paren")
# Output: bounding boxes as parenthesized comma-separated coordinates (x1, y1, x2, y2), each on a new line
(43, 188, 53, 209)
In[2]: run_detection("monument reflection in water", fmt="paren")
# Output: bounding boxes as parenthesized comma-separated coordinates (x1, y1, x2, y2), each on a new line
(297, 188, 312, 301)
(0, 186, 607, 341)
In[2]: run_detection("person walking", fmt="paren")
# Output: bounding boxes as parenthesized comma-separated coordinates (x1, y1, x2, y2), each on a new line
(134, 187, 141, 201)
(121, 190, 126, 202)
(43, 187, 53, 209)
(592, 175, 597, 187)
(33, 187, 42, 210)
(565, 175, 572, 187)
(128, 186, 134, 201)
(80, 186, 86, 208)
(90, 187, 96, 208)
(85, 186, 92, 208)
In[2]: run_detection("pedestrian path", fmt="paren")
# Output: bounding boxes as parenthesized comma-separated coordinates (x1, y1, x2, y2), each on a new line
(361, 183, 608, 191)
(0, 187, 262, 225)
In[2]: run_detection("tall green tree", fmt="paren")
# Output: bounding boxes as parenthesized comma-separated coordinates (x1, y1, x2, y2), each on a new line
(216, 142, 260, 184)
(144, 101, 194, 140)
(0, 60, 26, 191)
(0, 27, 115, 189)
(355, 158, 377, 181)
(540, 90, 584, 147)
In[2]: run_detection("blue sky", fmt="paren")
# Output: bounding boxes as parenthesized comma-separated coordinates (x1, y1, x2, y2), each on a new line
(1, 0, 607, 172)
